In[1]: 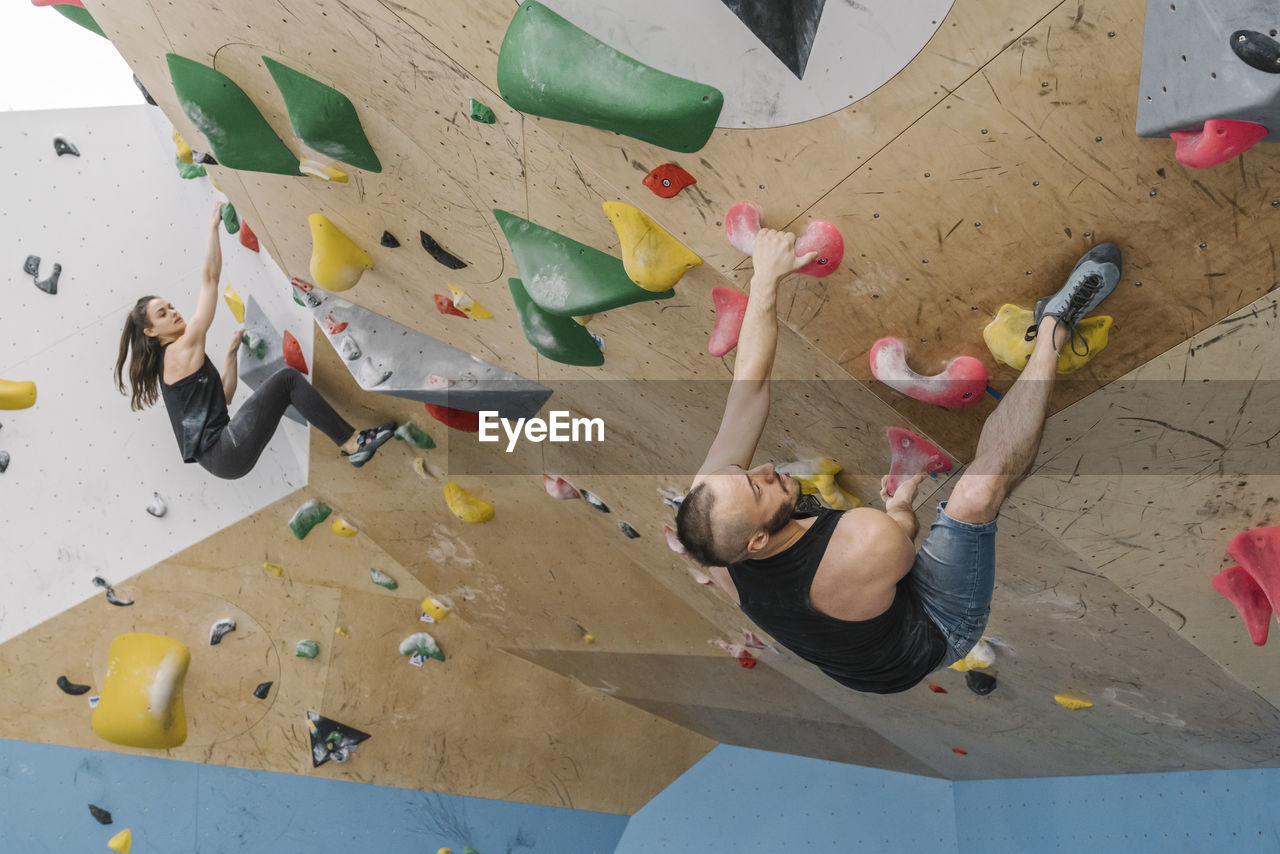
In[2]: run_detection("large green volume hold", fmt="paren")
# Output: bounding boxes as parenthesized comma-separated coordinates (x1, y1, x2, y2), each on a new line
(493, 209, 672, 317)
(166, 54, 300, 176)
(496, 1, 723, 153)
(262, 57, 382, 173)
(508, 278, 604, 367)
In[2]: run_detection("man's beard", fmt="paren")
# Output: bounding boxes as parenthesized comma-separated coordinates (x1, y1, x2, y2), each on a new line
(763, 476, 799, 535)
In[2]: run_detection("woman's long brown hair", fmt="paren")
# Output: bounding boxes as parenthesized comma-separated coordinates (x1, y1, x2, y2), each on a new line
(115, 296, 163, 411)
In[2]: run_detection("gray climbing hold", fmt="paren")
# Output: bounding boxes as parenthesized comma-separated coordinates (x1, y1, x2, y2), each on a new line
(209, 618, 237, 645)
(53, 137, 80, 157)
(57, 675, 91, 695)
(253, 680, 273, 699)
(581, 489, 610, 513)
(0, 451, 9, 473)
(35, 263, 62, 295)
(380, 230, 400, 248)
(22, 255, 39, 276)
(339, 336, 362, 361)
(146, 492, 167, 517)
(619, 521, 640, 539)
(88, 804, 113, 825)
(92, 576, 133, 606)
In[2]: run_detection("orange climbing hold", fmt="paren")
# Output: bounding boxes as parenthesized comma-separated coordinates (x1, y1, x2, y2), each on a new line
(239, 221, 259, 252)
(643, 163, 696, 198)
(884, 427, 950, 497)
(1211, 565, 1272, 646)
(282, 330, 308, 374)
(709, 287, 748, 357)
(1171, 119, 1269, 169)
(927, 683, 947, 694)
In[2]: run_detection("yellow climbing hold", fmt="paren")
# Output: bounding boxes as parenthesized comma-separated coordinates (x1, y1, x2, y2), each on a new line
(331, 517, 358, 537)
(308, 213, 373, 292)
(1054, 694, 1094, 710)
(0, 378, 37, 410)
(91, 633, 190, 749)
(299, 159, 349, 183)
(413, 457, 443, 481)
(223, 284, 246, 323)
(334, 626, 351, 638)
(447, 285, 494, 319)
(602, 201, 701, 291)
(262, 561, 284, 577)
(984, 304, 1113, 374)
(948, 638, 996, 672)
(108, 828, 132, 854)
(420, 595, 453, 622)
(173, 129, 193, 164)
(443, 482, 495, 523)
(777, 458, 862, 510)
(583, 633, 596, 644)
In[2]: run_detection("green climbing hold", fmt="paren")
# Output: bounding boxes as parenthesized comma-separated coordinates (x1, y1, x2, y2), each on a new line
(496, 1, 723, 153)
(262, 57, 382, 173)
(175, 157, 207, 180)
(369, 567, 398, 591)
(221, 203, 240, 235)
(394, 421, 436, 449)
(508, 278, 604, 366)
(399, 632, 445, 662)
(469, 98, 496, 124)
(289, 498, 332, 540)
(463, 847, 483, 854)
(493, 209, 671, 316)
(52, 5, 106, 37)
(241, 331, 266, 359)
(166, 54, 301, 176)
(295, 639, 319, 658)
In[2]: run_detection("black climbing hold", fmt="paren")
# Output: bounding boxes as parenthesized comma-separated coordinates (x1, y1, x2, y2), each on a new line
(0, 451, 9, 473)
(253, 680, 273, 699)
(793, 492, 824, 515)
(580, 489, 610, 513)
(133, 74, 158, 106)
(88, 804, 113, 825)
(720, 0, 826, 79)
(194, 151, 218, 165)
(419, 230, 467, 269)
(619, 521, 640, 539)
(380, 230, 400, 248)
(965, 670, 997, 695)
(57, 675, 91, 695)
(209, 618, 237, 645)
(35, 263, 62, 295)
(92, 576, 134, 607)
(53, 137, 80, 157)
(22, 255, 40, 277)
(306, 710, 370, 767)
(1231, 30, 1280, 74)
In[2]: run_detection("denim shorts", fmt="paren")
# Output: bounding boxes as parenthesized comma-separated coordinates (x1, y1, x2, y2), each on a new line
(906, 502, 997, 668)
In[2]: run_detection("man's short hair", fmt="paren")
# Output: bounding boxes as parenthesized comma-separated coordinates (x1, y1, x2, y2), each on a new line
(676, 481, 746, 567)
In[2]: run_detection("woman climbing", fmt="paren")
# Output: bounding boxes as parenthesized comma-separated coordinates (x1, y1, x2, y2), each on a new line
(115, 203, 394, 479)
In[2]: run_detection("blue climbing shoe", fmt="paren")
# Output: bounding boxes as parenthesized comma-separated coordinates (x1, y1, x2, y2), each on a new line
(1026, 242, 1121, 356)
(347, 422, 395, 467)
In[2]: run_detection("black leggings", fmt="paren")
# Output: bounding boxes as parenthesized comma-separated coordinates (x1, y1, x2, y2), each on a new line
(196, 368, 353, 480)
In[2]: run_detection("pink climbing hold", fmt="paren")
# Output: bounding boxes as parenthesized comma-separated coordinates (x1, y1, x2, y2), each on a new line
(642, 163, 696, 198)
(869, 337, 988, 409)
(1226, 526, 1280, 614)
(282, 330, 308, 375)
(543, 474, 581, 500)
(884, 426, 951, 497)
(723, 201, 843, 277)
(724, 201, 761, 254)
(709, 287, 749, 356)
(1171, 119, 1269, 169)
(664, 524, 687, 554)
(31, 0, 86, 6)
(1211, 565, 1273, 646)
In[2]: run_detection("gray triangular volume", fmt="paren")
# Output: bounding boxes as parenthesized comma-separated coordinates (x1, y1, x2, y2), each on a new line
(240, 295, 305, 424)
(296, 284, 552, 420)
(720, 0, 827, 80)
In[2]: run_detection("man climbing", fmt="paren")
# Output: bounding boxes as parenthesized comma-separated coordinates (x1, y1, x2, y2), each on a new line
(676, 229, 1120, 693)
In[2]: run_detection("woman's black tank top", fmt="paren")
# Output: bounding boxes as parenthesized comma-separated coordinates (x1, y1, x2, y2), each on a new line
(727, 509, 947, 694)
(158, 345, 229, 463)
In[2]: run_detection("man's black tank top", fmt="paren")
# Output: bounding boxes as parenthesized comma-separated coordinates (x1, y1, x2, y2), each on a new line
(726, 508, 947, 694)
(158, 345, 229, 463)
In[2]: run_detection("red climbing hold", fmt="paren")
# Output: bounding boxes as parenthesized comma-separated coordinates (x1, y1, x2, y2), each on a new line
(282, 330, 308, 374)
(239, 221, 259, 252)
(952, 748, 968, 755)
(709, 287, 749, 357)
(1226, 526, 1280, 616)
(434, 293, 469, 318)
(737, 651, 758, 669)
(1171, 119, 1269, 169)
(424, 402, 480, 433)
(884, 427, 951, 497)
(1211, 565, 1273, 646)
(723, 201, 843, 277)
(321, 315, 347, 335)
(869, 337, 988, 408)
(543, 474, 581, 500)
(642, 163, 697, 198)
(928, 683, 947, 694)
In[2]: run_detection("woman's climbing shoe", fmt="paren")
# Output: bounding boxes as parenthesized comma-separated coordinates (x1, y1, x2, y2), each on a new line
(346, 422, 395, 467)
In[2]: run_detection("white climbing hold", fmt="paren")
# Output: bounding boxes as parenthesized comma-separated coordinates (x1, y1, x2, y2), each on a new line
(146, 492, 167, 518)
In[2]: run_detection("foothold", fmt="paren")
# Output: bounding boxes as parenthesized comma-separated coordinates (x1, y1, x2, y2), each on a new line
(642, 163, 696, 198)
(1171, 119, 1270, 169)
(688, 567, 714, 585)
(166, 54, 300, 175)
(289, 498, 332, 540)
(282, 330, 309, 375)
(331, 517, 358, 537)
(369, 567, 398, 590)
(53, 136, 79, 157)
(1054, 694, 1093, 710)
(262, 57, 382, 172)
(57, 675, 91, 695)
(723, 201, 844, 276)
(23, 255, 40, 277)
(394, 421, 436, 449)
(134, 74, 157, 105)
(298, 159, 350, 182)
(295, 639, 320, 658)
(658, 486, 684, 511)
(194, 152, 218, 166)
(713, 639, 758, 669)
(209, 618, 236, 645)
(966, 670, 998, 695)
(948, 638, 996, 672)
(0, 450, 8, 474)
(146, 492, 167, 518)
(664, 524, 686, 554)
(508, 278, 605, 366)
(92, 577, 134, 607)
(175, 158, 207, 180)
(221, 203, 240, 234)
(339, 336, 362, 361)
(952, 748, 968, 756)
(399, 631, 445, 661)
(494, 210, 672, 316)
(91, 633, 189, 749)
(603, 201, 702, 291)
(708, 287, 749, 357)
(984, 304, 1112, 374)
(582, 633, 595, 644)
(223, 285, 246, 323)
(927, 683, 947, 694)
(420, 595, 453, 623)
(262, 562, 284, 577)
(580, 489, 610, 513)
(107, 828, 132, 854)
(776, 458, 862, 510)
(424, 403, 480, 433)
(444, 483, 495, 523)
(1212, 565, 1272, 646)
(308, 214, 373, 292)
(241, 331, 266, 360)
(469, 97, 497, 123)
(253, 681, 273, 699)
(447, 285, 493, 319)
(869, 338, 988, 408)
(435, 293, 470, 319)
(543, 473, 581, 500)
(321, 315, 348, 335)
(173, 129, 193, 163)
(497, 1, 722, 151)
(334, 626, 351, 639)
(619, 521, 641, 539)
(884, 427, 951, 497)
(88, 804, 112, 825)
(30, 261, 61, 295)
(239, 221, 259, 252)
(380, 231, 400, 248)
(420, 230, 467, 270)
(306, 710, 371, 767)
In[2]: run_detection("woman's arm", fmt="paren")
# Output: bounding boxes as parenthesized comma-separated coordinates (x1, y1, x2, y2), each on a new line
(181, 204, 227, 349)
(222, 328, 241, 404)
